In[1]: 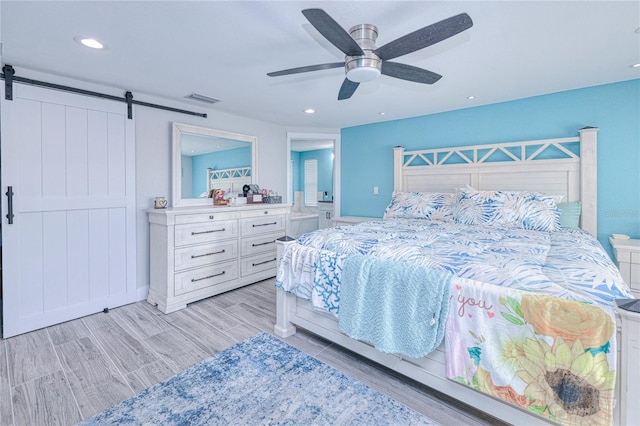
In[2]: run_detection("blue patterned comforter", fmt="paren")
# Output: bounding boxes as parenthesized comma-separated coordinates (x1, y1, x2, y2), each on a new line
(277, 218, 631, 309)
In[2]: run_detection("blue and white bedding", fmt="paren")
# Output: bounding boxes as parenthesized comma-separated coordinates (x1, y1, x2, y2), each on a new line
(275, 218, 633, 425)
(277, 218, 631, 310)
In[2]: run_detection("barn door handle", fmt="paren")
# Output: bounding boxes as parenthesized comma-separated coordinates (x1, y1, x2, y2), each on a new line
(6, 186, 14, 224)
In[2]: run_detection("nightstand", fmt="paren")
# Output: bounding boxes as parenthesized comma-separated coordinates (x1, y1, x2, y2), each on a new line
(609, 237, 640, 298)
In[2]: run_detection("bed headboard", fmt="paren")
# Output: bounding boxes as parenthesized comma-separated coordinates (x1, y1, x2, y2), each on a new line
(393, 127, 598, 236)
(207, 166, 252, 194)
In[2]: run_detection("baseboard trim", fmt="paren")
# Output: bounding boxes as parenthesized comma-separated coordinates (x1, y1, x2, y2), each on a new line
(136, 285, 149, 302)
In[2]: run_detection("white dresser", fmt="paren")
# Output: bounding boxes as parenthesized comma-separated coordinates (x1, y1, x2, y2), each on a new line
(148, 204, 289, 313)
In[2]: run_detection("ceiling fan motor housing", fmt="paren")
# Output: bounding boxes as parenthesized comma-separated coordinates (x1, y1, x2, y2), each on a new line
(345, 24, 382, 82)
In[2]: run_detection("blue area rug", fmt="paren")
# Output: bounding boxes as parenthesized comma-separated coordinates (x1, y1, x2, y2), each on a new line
(80, 332, 439, 425)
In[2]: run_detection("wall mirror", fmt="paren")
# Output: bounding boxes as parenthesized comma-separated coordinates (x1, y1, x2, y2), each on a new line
(172, 122, 257, 207)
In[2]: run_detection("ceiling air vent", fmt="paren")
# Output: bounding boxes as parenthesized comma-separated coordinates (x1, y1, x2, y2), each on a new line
(185, 93, 220, 104)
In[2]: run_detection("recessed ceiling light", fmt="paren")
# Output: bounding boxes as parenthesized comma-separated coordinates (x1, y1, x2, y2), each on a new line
(73, 36, 106, 49)
(635, 27, 640, 34)
(304, 109, 315, 114)
(632, 63, 640, 68)
(467, 95, 476, 100)
(379, 112, 385, 116)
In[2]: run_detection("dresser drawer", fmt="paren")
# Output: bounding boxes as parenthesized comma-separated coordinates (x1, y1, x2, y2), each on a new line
(241, 233, 279, 257)
(174, 240, 238, 271)
(175, 220, 237, 247)
(174, 261, 238, 296)
(240, 208, 288, 219)
(241, 252, 278, 277)
(240, 215, 285, 237)
(174, 211, 238, 225)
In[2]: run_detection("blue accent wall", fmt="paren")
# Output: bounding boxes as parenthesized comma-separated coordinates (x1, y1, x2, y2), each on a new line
(293, 148, 334, 201)
(191, 146, 251, 196)
(341, 79, 640, 252)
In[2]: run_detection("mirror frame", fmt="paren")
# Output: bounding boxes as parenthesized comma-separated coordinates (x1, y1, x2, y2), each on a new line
(172, 122, 258, 207)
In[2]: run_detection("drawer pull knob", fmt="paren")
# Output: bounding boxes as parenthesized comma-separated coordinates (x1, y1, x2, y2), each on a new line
(252, 222, 277, 228)
(191, 228, 225, 235)
(209, 215, 214, 219)
(191, 249, 226, 259)
(191, 271, 225, 282)
(252, 258, 277, 267)
(252, 241, 275, 247)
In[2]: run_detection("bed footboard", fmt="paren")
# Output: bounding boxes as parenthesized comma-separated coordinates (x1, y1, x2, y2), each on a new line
(274, 241, 635, 425)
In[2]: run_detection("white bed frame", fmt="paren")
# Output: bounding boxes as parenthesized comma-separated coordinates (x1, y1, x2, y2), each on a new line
(274, 128, 639, 425)
(206, 166, 251, 194)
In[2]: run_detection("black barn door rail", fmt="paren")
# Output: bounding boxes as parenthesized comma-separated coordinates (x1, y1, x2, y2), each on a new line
(1, 64, 207, 120)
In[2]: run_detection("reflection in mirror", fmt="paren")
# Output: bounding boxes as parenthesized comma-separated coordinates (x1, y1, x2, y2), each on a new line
(290, 139, 334, 209)
(172, 123, 257, 207)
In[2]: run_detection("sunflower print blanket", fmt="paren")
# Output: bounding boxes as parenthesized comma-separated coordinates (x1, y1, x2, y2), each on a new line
(447, 278, 617, 425)
(275, 218, 632, 426)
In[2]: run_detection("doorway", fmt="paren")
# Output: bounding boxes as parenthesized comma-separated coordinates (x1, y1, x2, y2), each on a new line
(287, 132, 340, 232)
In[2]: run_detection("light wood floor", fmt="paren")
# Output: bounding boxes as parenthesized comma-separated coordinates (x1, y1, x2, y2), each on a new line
(0, 278, 506, 426)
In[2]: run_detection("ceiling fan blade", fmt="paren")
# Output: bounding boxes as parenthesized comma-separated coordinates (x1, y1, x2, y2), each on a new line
(302, 9, 364, 57)
(375, 13, 473, 61)
(381, 62, 442, 84)
(338, 78, 359, 100)
(267, 62, 344, 77)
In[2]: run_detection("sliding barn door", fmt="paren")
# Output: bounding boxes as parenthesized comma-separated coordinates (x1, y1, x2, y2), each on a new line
(1, 84, 137, 337)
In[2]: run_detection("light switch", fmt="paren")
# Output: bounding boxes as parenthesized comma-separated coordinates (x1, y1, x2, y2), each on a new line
(373, 186, 379, 195)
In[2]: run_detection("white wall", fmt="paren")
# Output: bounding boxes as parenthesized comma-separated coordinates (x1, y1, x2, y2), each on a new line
(8, 68, 289, 295)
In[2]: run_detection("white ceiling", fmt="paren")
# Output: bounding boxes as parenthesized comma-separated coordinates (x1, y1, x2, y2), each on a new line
(2, 1, 639, 129)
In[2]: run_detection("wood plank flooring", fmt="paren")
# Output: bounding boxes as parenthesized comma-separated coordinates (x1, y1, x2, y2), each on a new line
(0, 278, 507, 426)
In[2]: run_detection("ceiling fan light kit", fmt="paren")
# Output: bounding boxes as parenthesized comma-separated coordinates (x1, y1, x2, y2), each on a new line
(345, 24, 381, 83)
(267, 9, 473, 100)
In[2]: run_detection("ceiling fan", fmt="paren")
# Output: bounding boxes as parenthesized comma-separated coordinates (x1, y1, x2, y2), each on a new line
(267, 9, 473, 100)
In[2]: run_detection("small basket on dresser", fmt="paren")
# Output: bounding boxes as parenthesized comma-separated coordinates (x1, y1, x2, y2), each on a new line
(263, 195, 282, 204)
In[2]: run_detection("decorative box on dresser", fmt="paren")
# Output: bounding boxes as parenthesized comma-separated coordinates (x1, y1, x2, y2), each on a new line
(148, 204, 289, 313)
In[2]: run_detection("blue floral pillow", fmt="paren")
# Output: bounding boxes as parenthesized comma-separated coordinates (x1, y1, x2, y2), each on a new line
(383, 191, 455, 221)
(452, 187, 561, 231)
(519, 194, 563, 231)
